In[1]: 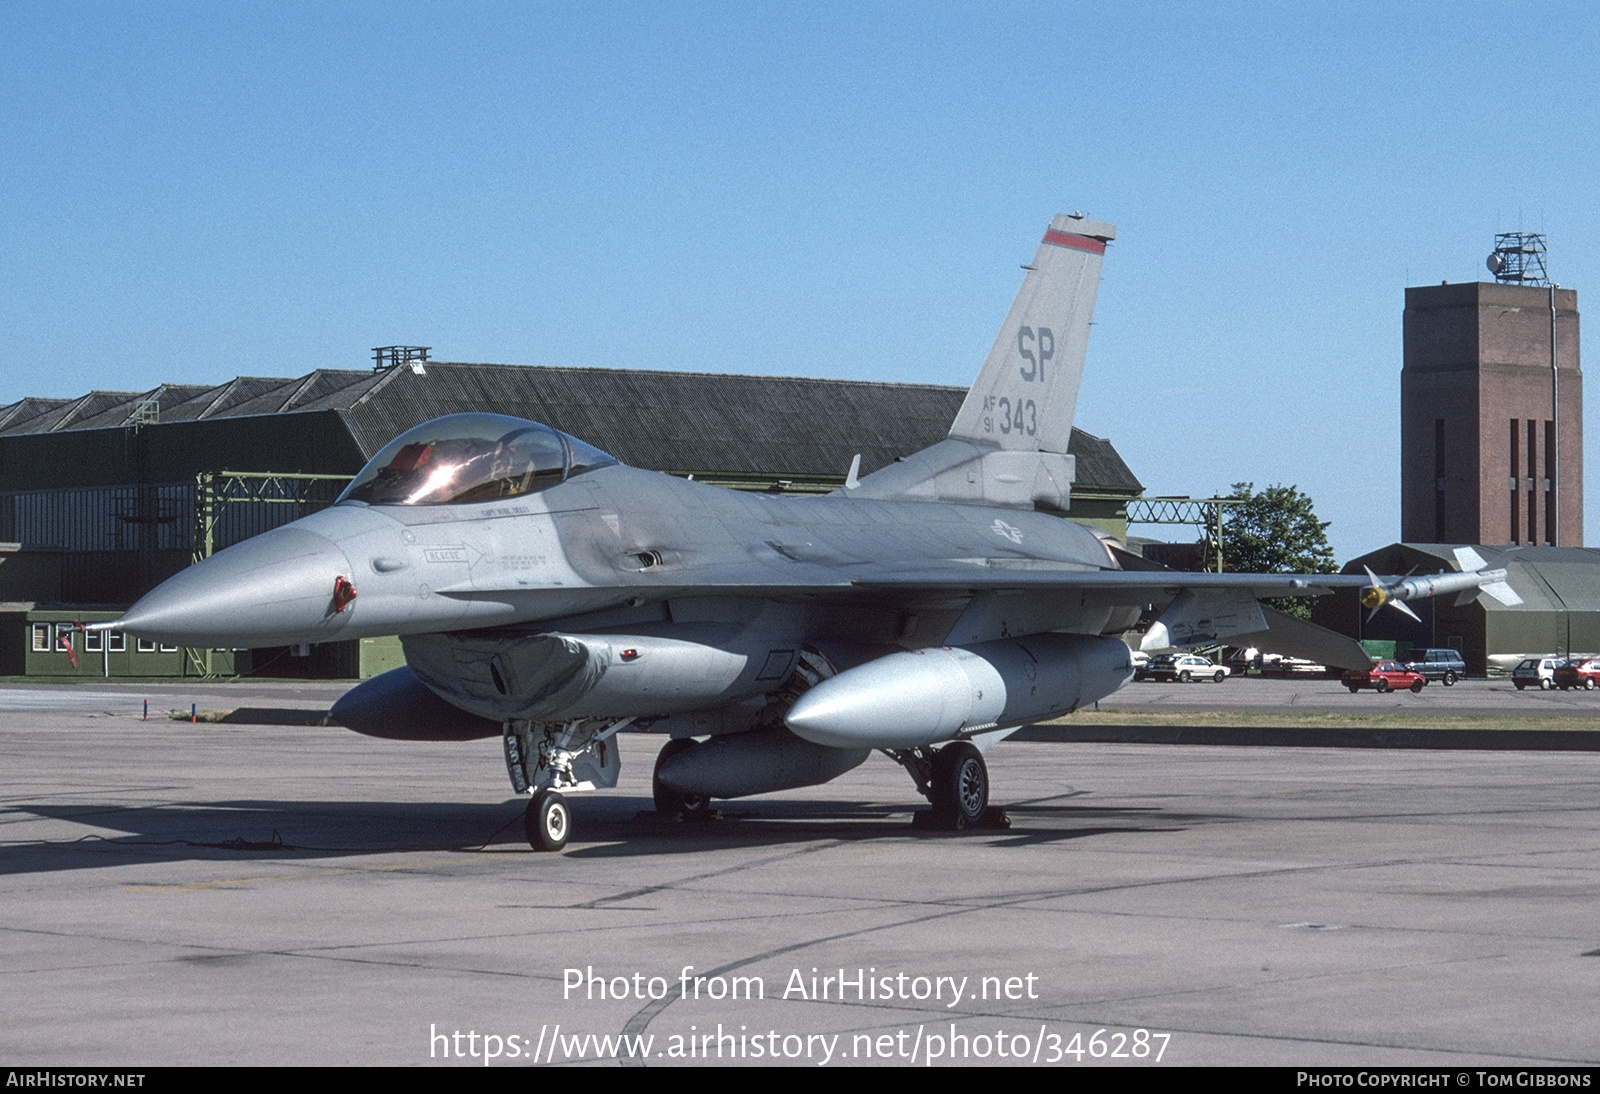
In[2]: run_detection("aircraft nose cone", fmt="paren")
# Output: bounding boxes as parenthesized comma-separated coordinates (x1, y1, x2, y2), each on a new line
(117, 526, 357, 647)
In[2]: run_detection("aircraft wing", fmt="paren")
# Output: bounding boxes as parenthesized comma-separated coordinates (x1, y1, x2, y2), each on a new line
(445, 566, 1367, 601)
(850, 567, 1367, 598)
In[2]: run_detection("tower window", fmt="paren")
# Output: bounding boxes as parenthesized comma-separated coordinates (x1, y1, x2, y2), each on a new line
(1510, 419, 1520, 543)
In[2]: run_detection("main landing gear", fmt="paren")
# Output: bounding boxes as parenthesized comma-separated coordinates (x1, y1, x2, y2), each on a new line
(888, 741, 1009, 831)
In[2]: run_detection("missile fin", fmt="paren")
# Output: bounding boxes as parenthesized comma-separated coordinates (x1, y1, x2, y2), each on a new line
(1453, 546, 1489, 573)
(1389, 599, 1421, 622)
(1479, 580, 1523, 607)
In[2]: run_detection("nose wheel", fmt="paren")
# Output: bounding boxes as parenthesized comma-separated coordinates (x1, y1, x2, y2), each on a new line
(525, 789, 571, 852)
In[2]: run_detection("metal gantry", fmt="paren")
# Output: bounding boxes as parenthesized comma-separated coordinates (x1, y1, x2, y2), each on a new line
(192, 471, 353, 564)
(1124, 495, 1248, 573)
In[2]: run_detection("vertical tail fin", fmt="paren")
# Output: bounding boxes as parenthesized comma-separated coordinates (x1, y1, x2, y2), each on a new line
(948, 213, 1115, 453)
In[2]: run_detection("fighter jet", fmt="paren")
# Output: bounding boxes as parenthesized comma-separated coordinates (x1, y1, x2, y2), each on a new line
(112, 213, 1500, 851)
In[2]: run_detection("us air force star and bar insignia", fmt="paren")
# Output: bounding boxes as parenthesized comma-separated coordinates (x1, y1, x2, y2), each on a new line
(990, 519, 1024, 544)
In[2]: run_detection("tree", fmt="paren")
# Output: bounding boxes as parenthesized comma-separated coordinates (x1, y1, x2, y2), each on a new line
(1201, 482, 1335, 620)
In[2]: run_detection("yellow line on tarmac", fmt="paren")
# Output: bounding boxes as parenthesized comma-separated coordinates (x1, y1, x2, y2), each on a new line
(128, 852, 506, 892)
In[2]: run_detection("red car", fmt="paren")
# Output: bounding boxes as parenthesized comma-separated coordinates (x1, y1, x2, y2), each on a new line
(1343, 661, 1426, 694)
(1554, 659, 1600, 690)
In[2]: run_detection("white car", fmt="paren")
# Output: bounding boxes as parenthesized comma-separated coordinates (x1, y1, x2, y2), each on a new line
(1148, 654, 1231, 683)
(1513, 658, 1561, 691)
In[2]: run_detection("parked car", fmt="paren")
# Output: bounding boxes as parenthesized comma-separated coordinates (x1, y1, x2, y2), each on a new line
(1342, 660, 1427, 694)
(1146, 654, 1230, 683)
(1553, 658, 1600, 690)
(1259, 654, 1329, 676)
(1513, 658, 1562, 691)
(1131, 649, 1153, 681)
(1401, 648, 1466, 686)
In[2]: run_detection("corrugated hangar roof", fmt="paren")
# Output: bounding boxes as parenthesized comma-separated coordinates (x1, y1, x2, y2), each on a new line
(0, 363, 1143, 491)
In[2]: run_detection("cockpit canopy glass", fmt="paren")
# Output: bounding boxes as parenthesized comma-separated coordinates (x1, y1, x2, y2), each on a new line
(338, 413, 617, 506)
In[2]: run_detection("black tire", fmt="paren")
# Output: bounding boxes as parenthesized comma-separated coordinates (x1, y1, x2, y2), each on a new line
(652, 737, 713, 818)
(525, 789, 570, 852)
(1515, 682, 1527, 690)
(1443, 672, 1457, 686)
(1585, 678, 1595, 691)
(1213, 670, 1225, 683)
(931, 742, 989, 827)
(1179, 671, 1192, 684)
(1375, 678, 1390, 693)
(1347, 684, 1361, 693)
(1541, 679, 1554, 691)
(1410, 679, 1425, 694)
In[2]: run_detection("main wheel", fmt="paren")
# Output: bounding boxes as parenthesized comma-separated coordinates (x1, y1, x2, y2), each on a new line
(525, 789, 570, 852)
(652, 737, 713, 818)
(1213, 670, 1226, 683)
(1347, 684, 1361, 693)
(931, 742, 988, 827)
(1410, 679, 1425, 694)
(1375, 679, 1390, 693)
(1585, 678, 1595, 691)
(1179, 671, 1192, 683)
(1443, 672, 1457, 686)
(1540, 678, 1554, 691)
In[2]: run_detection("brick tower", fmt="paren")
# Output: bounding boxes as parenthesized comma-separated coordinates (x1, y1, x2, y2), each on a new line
(1401, 279, 1581, 546)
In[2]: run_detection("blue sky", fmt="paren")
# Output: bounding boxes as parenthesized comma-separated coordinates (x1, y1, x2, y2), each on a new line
(3, 2, 1597, 559)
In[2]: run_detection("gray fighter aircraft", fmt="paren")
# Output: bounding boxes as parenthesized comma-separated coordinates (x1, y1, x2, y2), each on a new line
(112, 213, 1489, 851)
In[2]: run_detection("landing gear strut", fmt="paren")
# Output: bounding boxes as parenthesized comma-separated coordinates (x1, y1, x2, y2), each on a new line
(525, 789, 570, 852)
(504, 717, 631, 851)
(887, 741, 1008, 831)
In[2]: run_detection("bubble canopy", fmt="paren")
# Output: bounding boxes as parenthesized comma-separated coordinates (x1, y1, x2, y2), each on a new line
(338, 413, 618, 507)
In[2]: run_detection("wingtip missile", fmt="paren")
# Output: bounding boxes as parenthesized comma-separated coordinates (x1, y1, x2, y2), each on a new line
(1361, 567, 1420, 621)
(1361, 558, 1520, 619)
